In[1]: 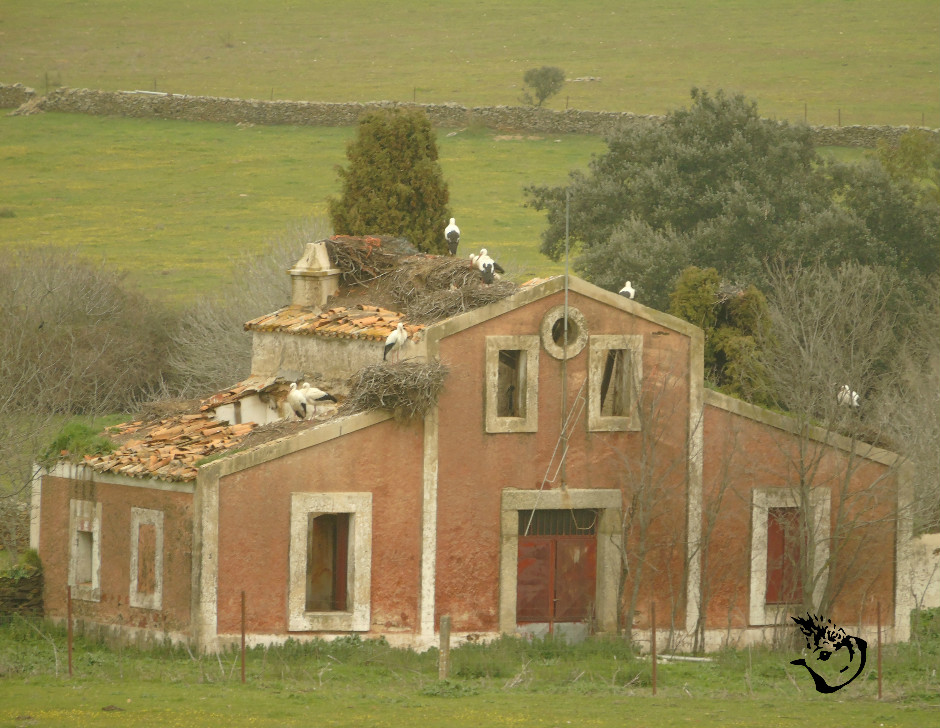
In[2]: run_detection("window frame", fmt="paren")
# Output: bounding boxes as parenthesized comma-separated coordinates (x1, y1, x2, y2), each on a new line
(68, 499, 102, 602)
(288, 492, 372, 632)
(588, 335, 642, 432)
(485, 335, 539, 433)
(129, 507, 164, 610)
(749, 488, 830, 625)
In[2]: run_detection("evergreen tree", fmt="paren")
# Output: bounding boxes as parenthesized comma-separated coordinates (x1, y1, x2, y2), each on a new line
(527, 89, 938, 308)
(329, 108, 451, 254)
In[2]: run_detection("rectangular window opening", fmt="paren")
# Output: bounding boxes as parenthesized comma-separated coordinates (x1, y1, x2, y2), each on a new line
(766, 507, 803, 604)
(75, 530, 93, 585)
(497, 349, 526, 418)
(306, 513, 350, 612)
(600, 349, 630, 418)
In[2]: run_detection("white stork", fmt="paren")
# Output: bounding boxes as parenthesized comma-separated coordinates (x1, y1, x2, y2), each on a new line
(384, 322, 408, 362)
(837, 384, 860, 408)
(445, 218, 460, 256)
(474, 248, 504, 284)
(619, 280, 635, 299)
(302, 382, 338, 417)
(286, 382, 307, 420)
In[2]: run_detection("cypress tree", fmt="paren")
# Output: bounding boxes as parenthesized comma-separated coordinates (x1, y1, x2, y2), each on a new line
(329, 108, 451, 254)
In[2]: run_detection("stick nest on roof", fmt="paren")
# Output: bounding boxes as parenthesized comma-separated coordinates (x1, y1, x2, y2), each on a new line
(325, 236, 519, 323)
(325, 235, 418, 286)
(339, 360, 448, 423)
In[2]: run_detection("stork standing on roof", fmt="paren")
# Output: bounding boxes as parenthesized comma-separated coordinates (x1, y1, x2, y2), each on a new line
(286, 382, 307, 420)
(619, 280, 635, 299)
(384, 322, 408, 362)
(837, 384, 860, 408)
(445, 218, 460, 256)
(302, 382, 337, 417)
(474, 248, 504, 284)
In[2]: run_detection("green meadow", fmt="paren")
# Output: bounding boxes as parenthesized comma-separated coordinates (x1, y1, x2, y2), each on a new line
(2, 621, 938, 728)
(2, 0, 937, 127)
(0, 113, 605, 304)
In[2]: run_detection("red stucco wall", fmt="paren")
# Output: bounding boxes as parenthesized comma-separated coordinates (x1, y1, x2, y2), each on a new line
(434, 289, 694, 632)
(701, 403, 898, 630)
(39, 475, 194, 632)
(215, 418, 425, 636)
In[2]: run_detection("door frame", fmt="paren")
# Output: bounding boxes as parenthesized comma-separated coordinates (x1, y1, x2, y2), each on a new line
(499, 488, 622, 635)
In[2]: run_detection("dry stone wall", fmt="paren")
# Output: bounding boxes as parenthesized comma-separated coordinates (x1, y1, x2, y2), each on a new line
(3, 83, 936, 148)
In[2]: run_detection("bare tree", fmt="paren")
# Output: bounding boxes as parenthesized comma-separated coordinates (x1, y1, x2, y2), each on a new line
(610, 355, 694, 649)
(0, 247, 170, 565)
(166, 216, 331, 397)
(754, 261, 908, 622)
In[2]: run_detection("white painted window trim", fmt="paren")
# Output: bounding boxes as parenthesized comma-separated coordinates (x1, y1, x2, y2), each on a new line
(749, 488, 830, 625)
(485, 335, 540, 433)
(68, 499, 102, 602)
(587, 334, 643, 432)
(288, 492, 372, 632)
(129, 507, 164, 610)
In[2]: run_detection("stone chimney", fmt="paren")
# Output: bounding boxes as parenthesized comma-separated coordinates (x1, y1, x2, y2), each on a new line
(289, 241, 342, 309)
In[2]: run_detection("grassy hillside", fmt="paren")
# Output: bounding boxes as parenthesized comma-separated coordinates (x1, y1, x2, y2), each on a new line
(0, 113, 605, 304)
(2, 0, 937, 127)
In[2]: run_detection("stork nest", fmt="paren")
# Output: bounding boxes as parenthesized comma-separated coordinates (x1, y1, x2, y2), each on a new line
(325, 236, 520, 323)
(339, 360, 449, 423)
(325, 235, 418, 286)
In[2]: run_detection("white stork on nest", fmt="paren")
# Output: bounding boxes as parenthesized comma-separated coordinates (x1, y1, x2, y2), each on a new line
(445, 218, 460, 256)
(619, 280, 635, 299)
(473, 248, 504, 284)
(302, 382, 337, 417)
(837, 385, 860, 408)
(286, 382, 308, 420)
(384, 322, 408, 362)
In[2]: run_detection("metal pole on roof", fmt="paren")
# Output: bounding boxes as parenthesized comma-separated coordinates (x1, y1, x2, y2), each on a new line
(560, 188, 570, 489)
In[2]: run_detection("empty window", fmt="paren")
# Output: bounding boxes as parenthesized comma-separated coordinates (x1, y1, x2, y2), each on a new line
(599, 349, 631, 418)
(289, 492, 372, 632)
(497, 350, 526, 418)
(306, 513, 350, 612)
(588, 335, 642, 431)
(766, 507, 803, 604)
(69, 499, 101, 602)
(486, 336, 539, 433)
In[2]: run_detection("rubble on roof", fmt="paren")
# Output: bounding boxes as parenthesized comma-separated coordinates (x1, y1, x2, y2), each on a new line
(199, 374, 280, 412)
(81, 413, 257, 482)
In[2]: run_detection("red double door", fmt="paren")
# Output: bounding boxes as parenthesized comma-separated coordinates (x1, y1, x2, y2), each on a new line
(516, 510, 597, 631)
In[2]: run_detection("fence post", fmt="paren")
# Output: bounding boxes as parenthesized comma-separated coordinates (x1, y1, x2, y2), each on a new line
(241, 590, 246, 684)
(650, 601, 657, 696)
(876, 601, 882, 700)
(439, 615, 451, 680)
(67, 585, 73, 677)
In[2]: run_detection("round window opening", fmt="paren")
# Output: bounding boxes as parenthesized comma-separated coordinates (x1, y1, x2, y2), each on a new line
(540, 305, 588, 359)
(552, 316, 579, 347)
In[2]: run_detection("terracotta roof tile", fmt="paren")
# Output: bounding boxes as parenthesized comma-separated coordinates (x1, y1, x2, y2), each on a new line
(244, 304, 424, 342)
(82, 412, 257, 483)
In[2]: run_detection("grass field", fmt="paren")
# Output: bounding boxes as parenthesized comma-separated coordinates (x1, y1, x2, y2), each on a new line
(2, 1, 937, 127)
(2, 620, 938, 727)
(0, 113, 605, 304)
